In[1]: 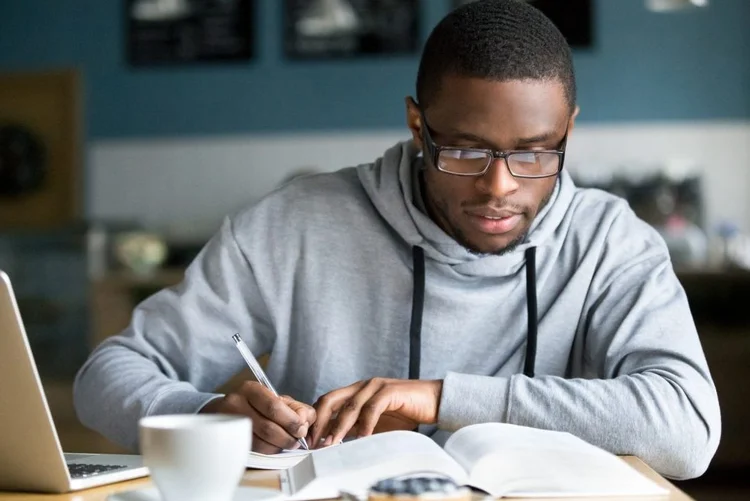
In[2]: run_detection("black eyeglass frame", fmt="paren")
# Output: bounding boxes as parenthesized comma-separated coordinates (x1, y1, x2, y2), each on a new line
(419, 109, 569, 179)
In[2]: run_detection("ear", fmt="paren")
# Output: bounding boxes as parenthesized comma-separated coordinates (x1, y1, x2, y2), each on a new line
(404, 96, 423, 152)
(567, 105, 580, 132)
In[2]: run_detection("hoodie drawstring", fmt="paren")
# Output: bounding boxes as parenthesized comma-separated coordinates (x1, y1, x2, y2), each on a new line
(408, 245, 538, 380)
(523, 246, 537, 377)
(409, 246, 425, 379)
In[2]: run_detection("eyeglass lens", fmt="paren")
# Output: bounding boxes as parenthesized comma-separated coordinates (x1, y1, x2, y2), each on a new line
(437, 150, 560, 177)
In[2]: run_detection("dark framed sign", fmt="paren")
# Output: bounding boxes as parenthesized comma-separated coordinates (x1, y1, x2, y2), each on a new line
(452, 0, 593, 48)
(126, 0, 255, 66)
(284, 0, 420, 59)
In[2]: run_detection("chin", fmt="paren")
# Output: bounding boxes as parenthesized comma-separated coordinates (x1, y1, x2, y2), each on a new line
(446, 212, 530, 256)
(467, 232, 526, 256)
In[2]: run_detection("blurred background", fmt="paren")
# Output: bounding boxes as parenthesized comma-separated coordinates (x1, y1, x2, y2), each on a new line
(0, 1, 748, 499)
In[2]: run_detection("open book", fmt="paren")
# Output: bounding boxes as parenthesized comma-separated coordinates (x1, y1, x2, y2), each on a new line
(277, 423, 669, 499)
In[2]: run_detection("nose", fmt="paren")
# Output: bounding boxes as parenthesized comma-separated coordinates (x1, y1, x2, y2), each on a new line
(476, 157, 520, 198)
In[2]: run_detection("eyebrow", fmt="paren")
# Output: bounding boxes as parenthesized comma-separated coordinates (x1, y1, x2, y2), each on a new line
(431, 126, 560, 149)
(516, 131, 559, 146)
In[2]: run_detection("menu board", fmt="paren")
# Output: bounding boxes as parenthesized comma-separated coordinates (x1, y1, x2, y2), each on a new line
(284, 0, 420, 59)
(126, 0, 254, 65)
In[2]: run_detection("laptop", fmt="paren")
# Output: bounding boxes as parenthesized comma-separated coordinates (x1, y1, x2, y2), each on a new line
(0, 270, 148, 493)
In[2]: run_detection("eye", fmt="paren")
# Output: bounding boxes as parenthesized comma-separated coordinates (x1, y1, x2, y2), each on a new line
(441, 149, 488, 160)
(512, 152, 539, 164)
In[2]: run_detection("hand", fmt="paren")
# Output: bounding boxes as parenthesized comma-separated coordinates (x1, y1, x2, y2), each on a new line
(200, 381, 315, 454)
(310, 378, 443, 448)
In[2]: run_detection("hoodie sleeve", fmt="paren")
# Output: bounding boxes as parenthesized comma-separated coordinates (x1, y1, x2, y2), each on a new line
(438, 212, 721, 480)
(73, 216, 275, 452)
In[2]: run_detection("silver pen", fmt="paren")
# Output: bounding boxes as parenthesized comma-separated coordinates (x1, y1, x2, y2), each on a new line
(231, 333, 310, 451)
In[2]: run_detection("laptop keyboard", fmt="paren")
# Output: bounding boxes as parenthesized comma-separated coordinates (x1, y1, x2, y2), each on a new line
(67, 463, 128, 478)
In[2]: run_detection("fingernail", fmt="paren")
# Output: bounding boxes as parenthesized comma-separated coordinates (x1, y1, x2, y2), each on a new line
(324, 435, 333, 446)
(297, 423, 308, 437)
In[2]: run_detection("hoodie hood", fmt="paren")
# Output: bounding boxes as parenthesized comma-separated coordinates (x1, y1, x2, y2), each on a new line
(357, 140, 576, 277)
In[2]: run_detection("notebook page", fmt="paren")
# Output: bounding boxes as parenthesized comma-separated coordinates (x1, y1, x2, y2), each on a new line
(246, 449, 312, 469)
(444, 423, 667, 498)
(283, 431, 468, 500)
(246, 437, 355, 469)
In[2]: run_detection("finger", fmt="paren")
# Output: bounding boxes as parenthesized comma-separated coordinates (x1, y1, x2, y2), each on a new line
(313, 413, 339, 449)
(311, 384, 364, 447)
(221, 392, 300, 450)
(252, 434, 282, 455)
(308, 417, 335, 449)
(246, 405, 303, 450)
(310, 382, 364, 447)
(239, 381, 305, 437)
(281, 395, 317, 434)
(353, 388, 393, 438)
(327, 380, 385, 445)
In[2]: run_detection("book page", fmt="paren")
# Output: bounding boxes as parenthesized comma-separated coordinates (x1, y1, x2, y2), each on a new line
(282, 431, 468, 500)
(444, 423, 668, 498)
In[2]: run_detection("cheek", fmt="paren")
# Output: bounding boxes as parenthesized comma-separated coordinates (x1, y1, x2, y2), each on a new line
(428, 175, 474, 209)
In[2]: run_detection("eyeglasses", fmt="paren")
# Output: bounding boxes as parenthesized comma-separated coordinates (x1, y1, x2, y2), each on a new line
(420, 111, 568, 179)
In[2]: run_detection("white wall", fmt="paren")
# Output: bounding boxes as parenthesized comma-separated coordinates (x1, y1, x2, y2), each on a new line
(89, 121, 750, 241)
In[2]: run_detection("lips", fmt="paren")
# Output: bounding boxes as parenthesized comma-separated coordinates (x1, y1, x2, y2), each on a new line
(466, 209, 522, 235)
(468, 209, 520, 219)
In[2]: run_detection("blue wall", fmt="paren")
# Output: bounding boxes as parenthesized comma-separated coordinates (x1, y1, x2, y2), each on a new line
(1, 0, 748, 139)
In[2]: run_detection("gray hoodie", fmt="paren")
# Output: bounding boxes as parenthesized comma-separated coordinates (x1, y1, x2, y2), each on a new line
(74, 140, 720, 480)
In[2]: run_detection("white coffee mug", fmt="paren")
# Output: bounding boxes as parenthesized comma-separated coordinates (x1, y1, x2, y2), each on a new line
(139, 414, 251, 501)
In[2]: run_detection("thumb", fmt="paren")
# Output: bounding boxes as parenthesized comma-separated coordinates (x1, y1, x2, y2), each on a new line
(281, 395, 317, 430)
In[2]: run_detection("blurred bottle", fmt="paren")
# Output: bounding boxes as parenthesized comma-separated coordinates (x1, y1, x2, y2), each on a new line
(658, 214, 708, 269)
(714, 221, 750, 270)
(86, 223, 108, 280)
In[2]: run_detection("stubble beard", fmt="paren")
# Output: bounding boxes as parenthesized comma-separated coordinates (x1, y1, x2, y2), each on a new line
(427, 184, 556, 257)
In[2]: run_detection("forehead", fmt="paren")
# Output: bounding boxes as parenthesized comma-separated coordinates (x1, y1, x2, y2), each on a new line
(424, 75, 569, 140)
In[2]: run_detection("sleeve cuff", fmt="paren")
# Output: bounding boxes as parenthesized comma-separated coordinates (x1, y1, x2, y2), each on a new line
(147, 387, 224, 417)
(437, 372, 512, 431)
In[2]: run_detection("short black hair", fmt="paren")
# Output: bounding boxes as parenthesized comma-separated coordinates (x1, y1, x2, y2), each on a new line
(416, 0, 576, 112)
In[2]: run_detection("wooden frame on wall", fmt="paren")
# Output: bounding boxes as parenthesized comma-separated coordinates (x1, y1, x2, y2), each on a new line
(0, 69, 82, 229)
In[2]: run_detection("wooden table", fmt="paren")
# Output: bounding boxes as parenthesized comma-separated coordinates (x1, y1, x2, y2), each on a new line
(0, 457, 692, 500)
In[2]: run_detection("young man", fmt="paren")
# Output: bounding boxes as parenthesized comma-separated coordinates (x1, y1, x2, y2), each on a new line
(74, 0, 720, 480)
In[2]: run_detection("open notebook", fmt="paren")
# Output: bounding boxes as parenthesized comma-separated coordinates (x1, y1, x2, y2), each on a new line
(273, 423, 669, 500)
(247, 449, 311, 470)
(246, 438, 353, 469)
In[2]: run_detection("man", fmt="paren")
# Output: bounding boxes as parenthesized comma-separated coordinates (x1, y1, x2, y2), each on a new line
(74, 0, 720, 480)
